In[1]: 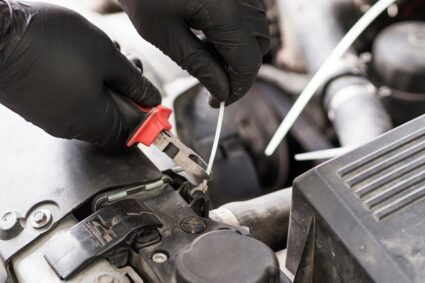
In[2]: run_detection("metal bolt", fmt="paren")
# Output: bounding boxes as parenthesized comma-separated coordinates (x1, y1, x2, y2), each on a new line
(152, 252, 168, 263)
(31, 209, 52, 229)
(33, 211, 46, 224)
(180, 216, 207, 234)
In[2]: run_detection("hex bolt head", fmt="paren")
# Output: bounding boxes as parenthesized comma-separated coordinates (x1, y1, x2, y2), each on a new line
(152, 252, 168, 263)
(31, 209, 52, 229)
(33, 211, 46, 224)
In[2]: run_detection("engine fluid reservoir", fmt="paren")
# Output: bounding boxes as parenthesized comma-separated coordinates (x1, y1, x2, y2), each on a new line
(373, 21, 425, 94)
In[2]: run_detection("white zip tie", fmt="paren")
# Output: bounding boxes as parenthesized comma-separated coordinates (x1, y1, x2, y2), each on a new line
(264, 0, 398, 156)
(206, 101, 225, 175)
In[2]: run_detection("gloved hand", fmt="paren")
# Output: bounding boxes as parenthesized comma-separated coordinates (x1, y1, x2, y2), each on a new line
(0, 1, 161, 150)
(118, 0, 270, 107)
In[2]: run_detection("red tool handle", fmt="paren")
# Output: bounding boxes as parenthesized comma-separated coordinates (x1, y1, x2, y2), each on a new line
(110, 92, 173, 147)
(126, 105, 172, 147)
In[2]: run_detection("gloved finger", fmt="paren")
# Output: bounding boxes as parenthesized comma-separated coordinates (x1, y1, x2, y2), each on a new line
(94, 96, 129, 151)
(161, 26, 230, 102)
(239, 0, 271, 55)
(189, 2, 263, 104)
(208, 89, 248, 108)
(105, 47, 161, 107)
(208, 95, 222, 108)
(127, 55, 144, 73)
(58, 88, 130, 151)
(208, 29, 262, 103)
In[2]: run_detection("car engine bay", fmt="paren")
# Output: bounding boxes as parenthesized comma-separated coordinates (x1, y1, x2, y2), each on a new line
(1, 0, 425, 282)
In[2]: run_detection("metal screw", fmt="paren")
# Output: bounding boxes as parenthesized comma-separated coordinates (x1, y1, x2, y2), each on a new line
(31, 209, 52, 229)
(152, 252, 168, 263)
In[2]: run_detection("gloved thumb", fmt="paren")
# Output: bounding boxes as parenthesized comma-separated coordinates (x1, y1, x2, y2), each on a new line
(105, 48, 161, 107)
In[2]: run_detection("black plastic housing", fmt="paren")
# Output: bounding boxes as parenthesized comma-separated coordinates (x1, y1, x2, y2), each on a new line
(373, 22, 425, 94)
(287, 114, 425, 283)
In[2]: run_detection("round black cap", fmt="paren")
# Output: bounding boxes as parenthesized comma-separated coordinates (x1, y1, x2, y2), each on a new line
(175, 230, 279, 283)
(373, 22, 425, 93)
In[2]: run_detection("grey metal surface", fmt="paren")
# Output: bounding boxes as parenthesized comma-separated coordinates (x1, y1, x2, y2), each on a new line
(0, 105, 162, 262)
(13, 216, 140, 283)
(154, 131, 208, 184)
(278, 0, 355, 73)
(324, 76, 393, 147)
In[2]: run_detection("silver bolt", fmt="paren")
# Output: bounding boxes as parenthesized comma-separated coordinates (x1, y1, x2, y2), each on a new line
(31, 209, 52, 229)
(33, 211, 46, 224)
(152, 252, 168, 263)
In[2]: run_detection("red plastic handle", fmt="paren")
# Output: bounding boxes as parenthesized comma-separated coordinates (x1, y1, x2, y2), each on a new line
(126, 106, 172, 147)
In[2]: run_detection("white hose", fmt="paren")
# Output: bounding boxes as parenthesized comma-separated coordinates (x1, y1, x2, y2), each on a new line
(207, 101, 225, 175)
(265, 0, 398, 156)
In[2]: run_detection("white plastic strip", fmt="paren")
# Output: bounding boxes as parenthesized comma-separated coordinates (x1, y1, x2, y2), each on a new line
(265, 0, 398, 156)
(294, 147, 355, 161)
(207, 101, 225, 175)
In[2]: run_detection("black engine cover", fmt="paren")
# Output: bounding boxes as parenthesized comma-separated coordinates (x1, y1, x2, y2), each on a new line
(287, 114, 425, 283)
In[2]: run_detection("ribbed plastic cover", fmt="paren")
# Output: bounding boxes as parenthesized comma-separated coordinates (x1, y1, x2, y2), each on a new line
(288, 114, 425, 283)
(338, 125, 425, 221)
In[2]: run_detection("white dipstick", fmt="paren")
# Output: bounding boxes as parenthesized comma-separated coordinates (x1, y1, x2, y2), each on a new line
(265, 0, 398, 156)
(207, 101, 225, 175)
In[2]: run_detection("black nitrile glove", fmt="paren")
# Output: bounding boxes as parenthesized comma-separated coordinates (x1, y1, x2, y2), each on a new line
(0, 1, 161, 150)
(118, 0, 270, 107)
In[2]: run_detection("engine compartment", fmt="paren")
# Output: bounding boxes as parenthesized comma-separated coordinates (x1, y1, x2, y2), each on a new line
(1, 0, 425, 282)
